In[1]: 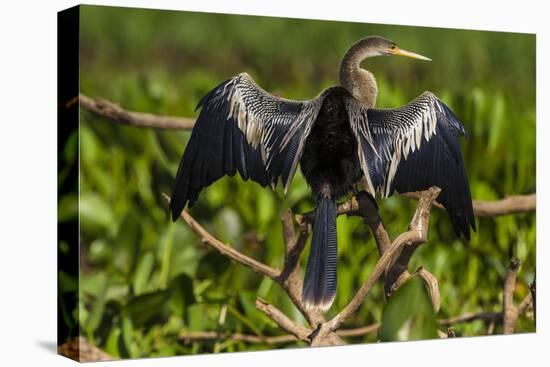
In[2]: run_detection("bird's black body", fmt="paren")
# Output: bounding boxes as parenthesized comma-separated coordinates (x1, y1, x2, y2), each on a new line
(301, 88, 363, 200)
(170, 36, 476, 312)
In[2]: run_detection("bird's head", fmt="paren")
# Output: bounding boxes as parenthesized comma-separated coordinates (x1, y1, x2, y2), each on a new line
(352, 35, 432, 61)
(340, 36, 431, 107)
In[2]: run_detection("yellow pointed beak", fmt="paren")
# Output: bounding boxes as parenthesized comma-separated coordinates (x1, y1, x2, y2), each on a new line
(391, 47, 431, 61)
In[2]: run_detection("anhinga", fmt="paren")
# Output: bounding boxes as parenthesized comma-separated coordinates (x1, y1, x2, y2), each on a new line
(170, 36, 475, 311)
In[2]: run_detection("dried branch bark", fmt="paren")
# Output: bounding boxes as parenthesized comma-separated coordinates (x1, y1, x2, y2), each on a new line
(255, 298, 311, 342)
(403, 192, 536, 217)
(58, 336, 113, 362)
(503, 258, 520, 334)
(178, 323, 380, 345)
(79, 94, 195, 129)
(438, 311, 502, 326)
(179, 331, 300, 345)
(416, 267, 441, 312)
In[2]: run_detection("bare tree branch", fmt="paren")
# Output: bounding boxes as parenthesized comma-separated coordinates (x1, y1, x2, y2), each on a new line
(416, 267, 441, 313)
(79, 94, 195, 129)
(179, 331, 300, 345)
(438, 311, 502, 326)
(403, 192, 536, 217)
(178, 323, 380, 345)
(335, 323, 380, 337)
(503, 258, 521, 334)
(517, 293, 533, 316)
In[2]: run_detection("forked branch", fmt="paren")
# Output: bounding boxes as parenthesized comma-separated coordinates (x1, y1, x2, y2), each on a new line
(332, 187, 440, 329)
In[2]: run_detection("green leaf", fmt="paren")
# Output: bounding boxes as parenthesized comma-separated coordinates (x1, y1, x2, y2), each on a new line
(488, 93, 506, 152)
(125, 289, 172, 327)
(380, 278, 438, 342)
(83, 273, 108, 335)
(186, 303, 217, 331)
(158, 224, 175, 288)
(121, 316, 139, 358)
(79, 193, 118, 238)
(105, 327, 121, 358)
(133, 252, 154, 295)
(169, 273, 196, 317)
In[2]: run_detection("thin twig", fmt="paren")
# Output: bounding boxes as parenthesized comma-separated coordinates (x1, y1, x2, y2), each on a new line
(438, 311, 502, 326)
(255, 298, 311, 342)
(416, 267, 441, 312)
(517, 293, 533, 315)
(438, 294, 532, 329)
(179, 331, 298, 345)
(177, 323, 380, 345)
(163, 194, 279, 279)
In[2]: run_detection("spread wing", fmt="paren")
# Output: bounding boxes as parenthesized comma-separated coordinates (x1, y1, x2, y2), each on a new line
(170, 72, 327, 220)
(348, 91, 475, 239)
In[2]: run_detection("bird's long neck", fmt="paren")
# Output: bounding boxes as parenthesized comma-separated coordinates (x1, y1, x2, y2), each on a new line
(339, 41, 379, 107)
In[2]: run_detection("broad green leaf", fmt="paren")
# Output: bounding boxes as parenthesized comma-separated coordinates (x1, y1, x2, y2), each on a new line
(381, 278, 438, 342)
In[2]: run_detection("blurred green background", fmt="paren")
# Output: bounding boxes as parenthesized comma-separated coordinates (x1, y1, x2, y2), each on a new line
(59, 4, 536, 358)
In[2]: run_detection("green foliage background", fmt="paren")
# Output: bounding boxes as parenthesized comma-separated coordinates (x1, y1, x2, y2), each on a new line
(59, 5, 536, 358)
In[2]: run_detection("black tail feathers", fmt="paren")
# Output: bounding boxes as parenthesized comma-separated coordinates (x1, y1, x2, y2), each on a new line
(302, 196, 338, 311)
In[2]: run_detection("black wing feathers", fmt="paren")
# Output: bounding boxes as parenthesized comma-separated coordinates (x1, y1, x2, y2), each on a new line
(390, 122, 475, 239)
(170, 73, 322, 221)
(357, 92, 475, 239)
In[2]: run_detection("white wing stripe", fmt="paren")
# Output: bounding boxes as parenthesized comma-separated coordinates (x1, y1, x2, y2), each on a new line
(379, 93, 441, 197)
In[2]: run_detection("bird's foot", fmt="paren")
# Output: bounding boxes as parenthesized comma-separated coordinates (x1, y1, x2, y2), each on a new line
(307, 323, 323, 342)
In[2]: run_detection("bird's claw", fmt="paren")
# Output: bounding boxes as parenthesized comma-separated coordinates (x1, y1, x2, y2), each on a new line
(307, 323, 322, 342)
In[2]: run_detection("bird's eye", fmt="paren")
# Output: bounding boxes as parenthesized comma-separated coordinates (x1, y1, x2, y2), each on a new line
(390, 45, 397, 51)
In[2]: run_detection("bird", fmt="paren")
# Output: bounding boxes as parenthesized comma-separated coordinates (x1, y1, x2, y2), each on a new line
(170, 35, 475, 312)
